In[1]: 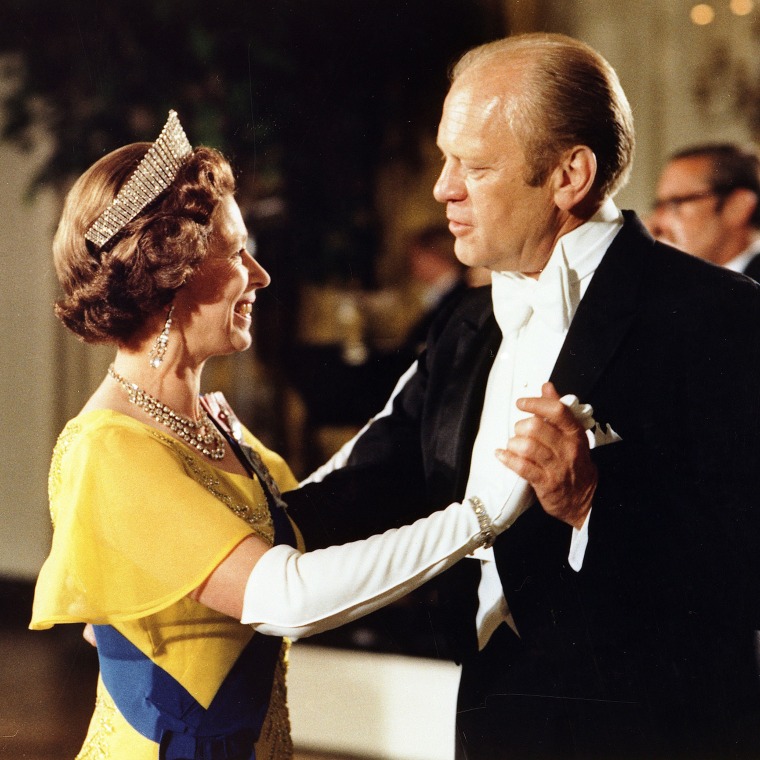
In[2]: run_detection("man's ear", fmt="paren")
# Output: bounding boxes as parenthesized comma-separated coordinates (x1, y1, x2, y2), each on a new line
(721, 188, 758, 228)
(552, 146, 597, 212)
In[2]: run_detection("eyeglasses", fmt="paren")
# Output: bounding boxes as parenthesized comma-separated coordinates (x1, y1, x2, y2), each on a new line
(651, 190, 723, 214)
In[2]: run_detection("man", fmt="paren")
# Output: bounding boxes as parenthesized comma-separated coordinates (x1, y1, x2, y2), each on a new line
(286, 33, 760, 759)
(648, 142, 760, 280)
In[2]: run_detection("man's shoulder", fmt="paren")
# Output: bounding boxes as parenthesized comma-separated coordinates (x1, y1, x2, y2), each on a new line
(425, 282, 493, 339)
(616, 211, 760, 306)
(652, 239, 760, 302)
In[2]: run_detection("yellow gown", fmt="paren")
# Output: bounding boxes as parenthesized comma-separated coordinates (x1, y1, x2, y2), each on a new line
(30, 409, 301, 759)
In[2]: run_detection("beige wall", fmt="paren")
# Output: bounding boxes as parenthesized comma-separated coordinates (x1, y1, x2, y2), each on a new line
(0, 133, 58, 578)
(0, 129, 116, 579)
(569, 0, 757, 213)
(1, 0, 758, 580)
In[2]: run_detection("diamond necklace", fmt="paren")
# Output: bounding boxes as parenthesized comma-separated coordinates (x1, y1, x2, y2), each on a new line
(107, 364, 226, 461)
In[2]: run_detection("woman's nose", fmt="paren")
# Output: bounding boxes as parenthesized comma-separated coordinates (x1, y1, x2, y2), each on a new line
(246, 252, 271, 289)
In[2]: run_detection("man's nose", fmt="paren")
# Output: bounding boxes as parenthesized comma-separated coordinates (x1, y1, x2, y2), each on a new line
(434, 160, 466, 203)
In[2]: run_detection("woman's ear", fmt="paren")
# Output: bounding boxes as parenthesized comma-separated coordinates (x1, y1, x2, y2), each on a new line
(552, 145, 598, 212)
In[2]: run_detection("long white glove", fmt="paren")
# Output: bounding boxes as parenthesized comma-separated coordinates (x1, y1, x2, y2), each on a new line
(241, 490, 519, 638)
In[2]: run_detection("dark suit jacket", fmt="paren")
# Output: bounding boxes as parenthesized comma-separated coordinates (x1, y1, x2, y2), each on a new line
(285, 213, 760, 759)
(400, 276, 469, 360)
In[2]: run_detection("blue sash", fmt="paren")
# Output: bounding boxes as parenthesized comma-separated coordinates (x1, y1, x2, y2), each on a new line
(95, 433, 298, 760)
(93, 624, 281, 760)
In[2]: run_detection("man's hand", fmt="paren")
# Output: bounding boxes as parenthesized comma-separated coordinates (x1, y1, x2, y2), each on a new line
(496, 382, 597, 529)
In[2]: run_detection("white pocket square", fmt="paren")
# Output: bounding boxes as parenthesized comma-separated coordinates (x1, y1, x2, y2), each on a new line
(560, 393, 622, 450)
(587, 421, 622, 449)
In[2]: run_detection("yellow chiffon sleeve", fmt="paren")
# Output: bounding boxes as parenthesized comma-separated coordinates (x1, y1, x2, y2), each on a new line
(31, 411, 261, 629)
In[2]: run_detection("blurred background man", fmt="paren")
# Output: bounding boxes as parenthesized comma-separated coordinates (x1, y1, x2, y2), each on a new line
(648, 142, 760, 280)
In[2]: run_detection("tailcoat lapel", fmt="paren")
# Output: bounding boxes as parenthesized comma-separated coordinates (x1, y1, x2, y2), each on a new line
(550, 212, 647, 401)
(425, 296, 501, 656)
(428, 299, 501, 503)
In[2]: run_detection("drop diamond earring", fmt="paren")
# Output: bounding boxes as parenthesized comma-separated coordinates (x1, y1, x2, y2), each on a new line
(149, 305, 174, 368)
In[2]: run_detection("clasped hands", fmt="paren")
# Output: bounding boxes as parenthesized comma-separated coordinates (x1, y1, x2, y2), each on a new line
(496, 381, 598, 530)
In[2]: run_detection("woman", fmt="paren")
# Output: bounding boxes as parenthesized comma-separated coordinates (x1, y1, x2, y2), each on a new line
(30, 111, 518, 760)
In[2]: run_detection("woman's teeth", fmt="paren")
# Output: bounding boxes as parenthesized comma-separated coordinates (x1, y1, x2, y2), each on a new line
(236, 302, 252, 317)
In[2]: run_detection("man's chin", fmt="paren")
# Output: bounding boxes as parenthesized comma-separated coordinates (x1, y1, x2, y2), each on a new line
(454, 240, 485, 269)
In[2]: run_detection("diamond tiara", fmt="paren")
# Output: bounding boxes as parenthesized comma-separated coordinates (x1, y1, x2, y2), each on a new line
(84, 110, 193, 249)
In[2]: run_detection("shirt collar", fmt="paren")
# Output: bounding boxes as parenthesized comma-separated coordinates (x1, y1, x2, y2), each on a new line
(725, 237, 760, 273)
(547, 196, 623, 284)
(490, 198, 623, 335)
(494, 197, 623, 284)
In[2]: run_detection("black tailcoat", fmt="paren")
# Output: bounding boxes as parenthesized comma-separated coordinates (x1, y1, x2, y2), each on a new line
(285, 213, 760, 759)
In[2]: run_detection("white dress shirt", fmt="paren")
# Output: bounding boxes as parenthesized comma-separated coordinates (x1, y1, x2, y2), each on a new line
(466, 198, 624, 649)
(725, 239, 760, 274)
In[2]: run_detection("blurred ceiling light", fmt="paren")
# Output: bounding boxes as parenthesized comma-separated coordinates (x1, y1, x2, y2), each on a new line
(730, 0, 754, 15)
(691, 3, 716, 23)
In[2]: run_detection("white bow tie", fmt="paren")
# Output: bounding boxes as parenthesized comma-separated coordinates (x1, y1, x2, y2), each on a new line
(491, 259, 573, 336)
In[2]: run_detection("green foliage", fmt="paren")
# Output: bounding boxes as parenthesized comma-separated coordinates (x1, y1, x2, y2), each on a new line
(0, 0, 293, 192)
(0, 0, 504, 282)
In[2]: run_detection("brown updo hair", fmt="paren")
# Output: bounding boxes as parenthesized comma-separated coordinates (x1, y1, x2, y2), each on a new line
(53, 144, 235, 344)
